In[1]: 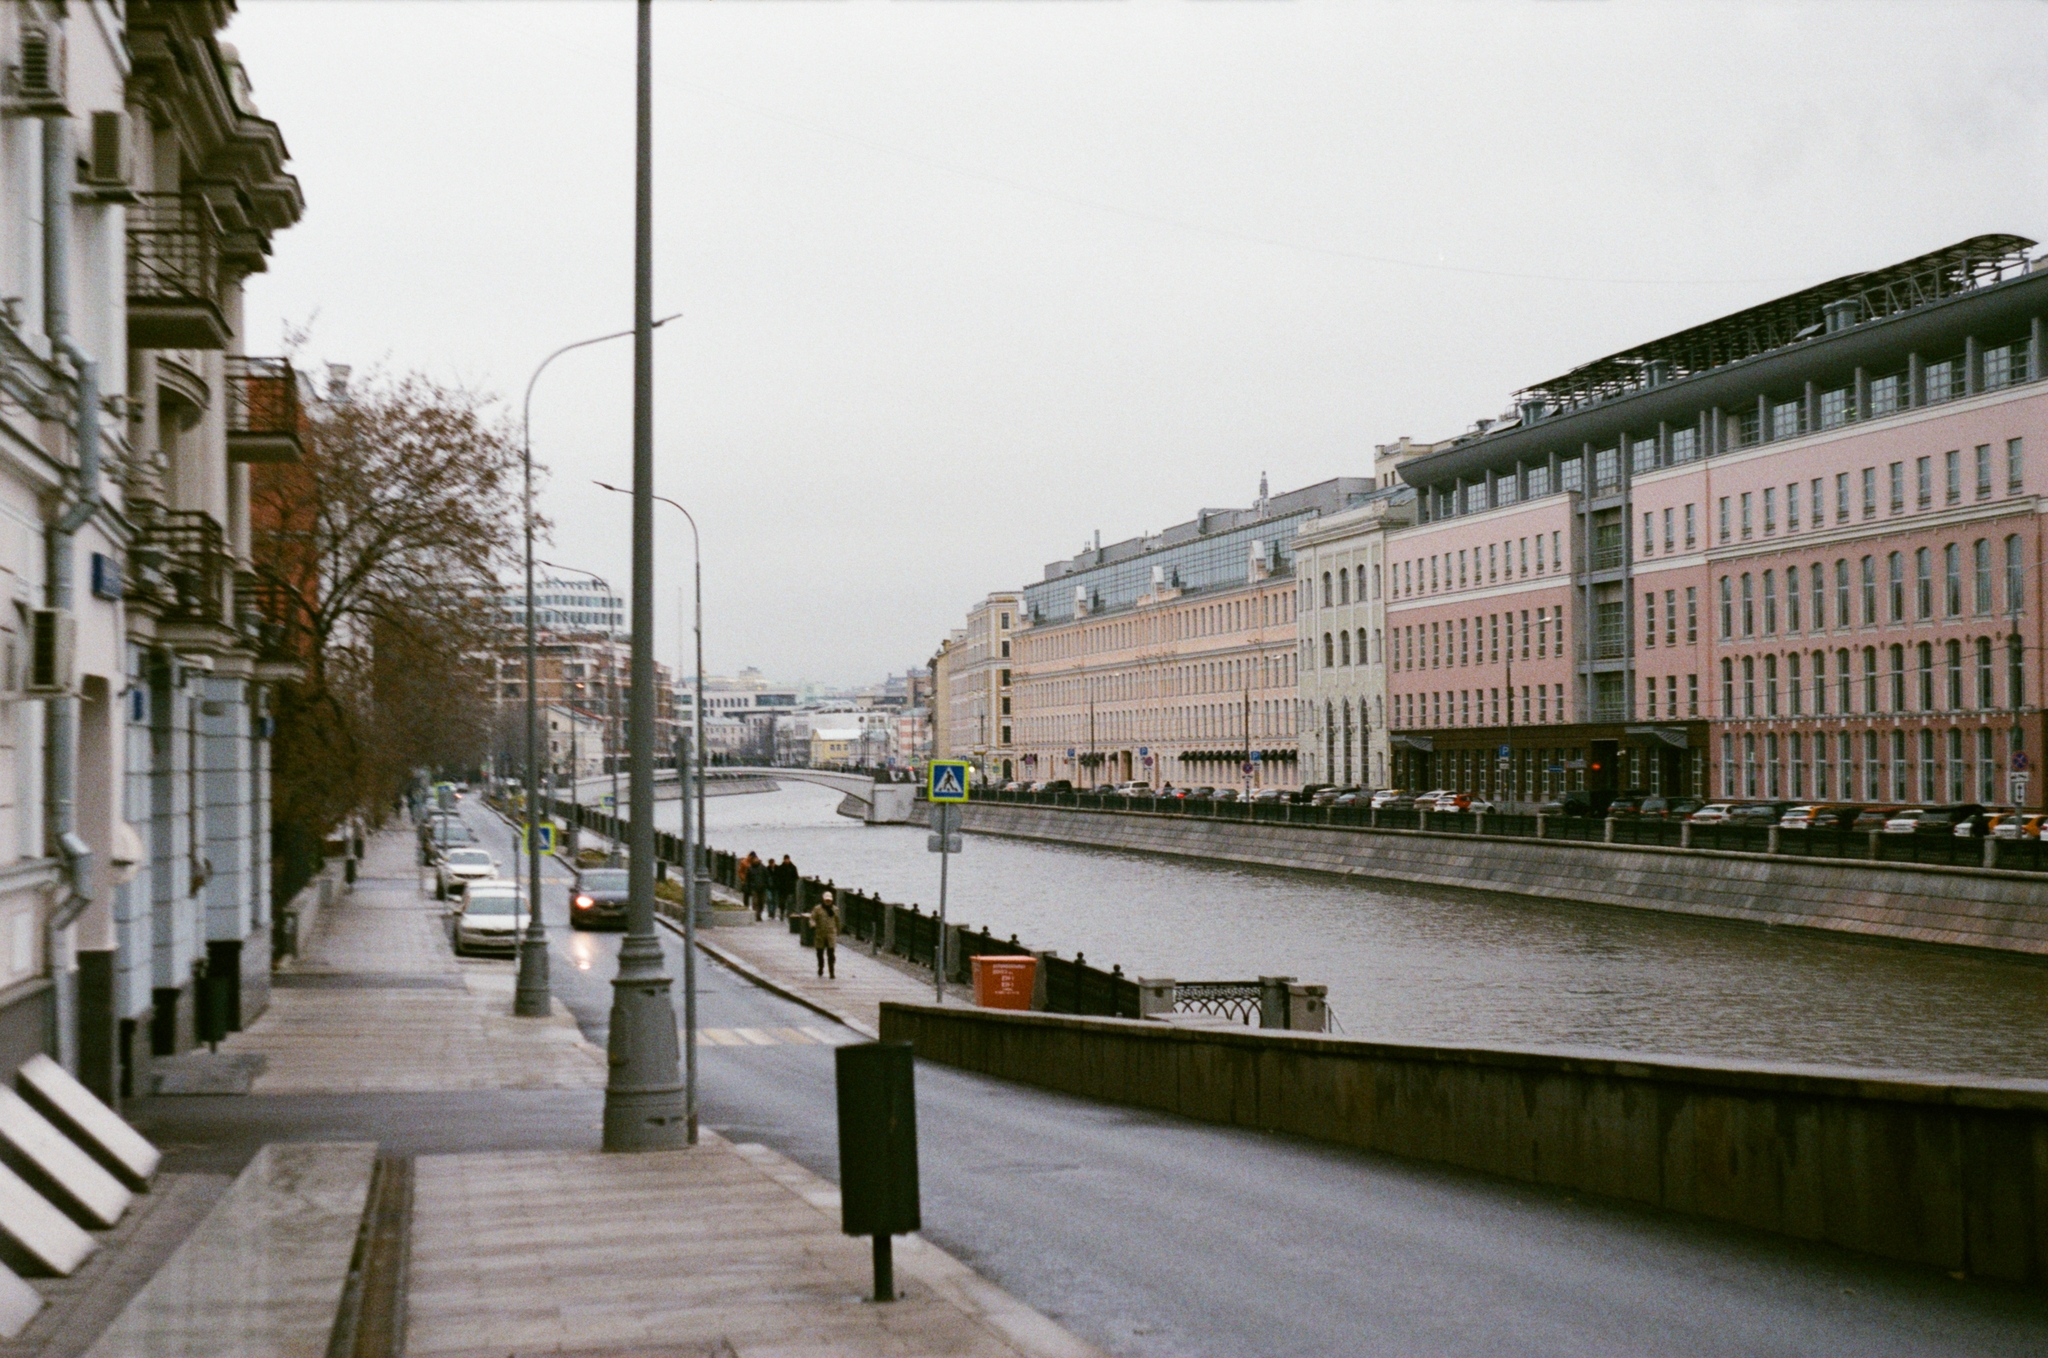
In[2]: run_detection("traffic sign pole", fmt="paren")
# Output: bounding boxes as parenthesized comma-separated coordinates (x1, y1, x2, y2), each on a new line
(926, 761, 971, 1005)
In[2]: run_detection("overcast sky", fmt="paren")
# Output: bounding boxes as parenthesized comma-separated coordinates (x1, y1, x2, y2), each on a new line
(227, 0, 2048, 687)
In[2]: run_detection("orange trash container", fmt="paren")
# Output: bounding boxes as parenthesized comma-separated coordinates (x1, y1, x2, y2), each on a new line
(971, 955, 1037, 1010)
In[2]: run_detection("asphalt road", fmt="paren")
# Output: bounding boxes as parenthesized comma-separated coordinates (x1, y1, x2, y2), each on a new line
(181, 804, 2048, 1357)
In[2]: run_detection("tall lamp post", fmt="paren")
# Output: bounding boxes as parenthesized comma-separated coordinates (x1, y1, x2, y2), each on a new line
(515, 325, 678, 1022)
(597, 479, 704, 1144)
(604, 0, 688, 1151)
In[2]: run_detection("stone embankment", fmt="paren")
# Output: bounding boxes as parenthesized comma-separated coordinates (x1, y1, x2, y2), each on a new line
(880, 1000, 2048, 1288)
(944, 802, 2048, 957)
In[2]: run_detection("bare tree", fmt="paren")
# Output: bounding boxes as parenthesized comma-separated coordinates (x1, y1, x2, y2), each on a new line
(252, 369, 526, 886)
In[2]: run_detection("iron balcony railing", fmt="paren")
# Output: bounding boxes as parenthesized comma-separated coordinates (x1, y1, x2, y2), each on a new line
(130, 510, 229, 628)
(127, 194, 219, 309)
(224, 356, 304, 461)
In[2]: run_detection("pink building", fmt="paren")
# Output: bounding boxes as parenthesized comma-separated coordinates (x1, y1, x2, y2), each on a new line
(1384, 235, 2048, 812)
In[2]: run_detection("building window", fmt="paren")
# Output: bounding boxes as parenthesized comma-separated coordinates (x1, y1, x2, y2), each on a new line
(1685, 503, 1697, 548)
(1977, 444, 1994, 499)
(1686, 587, 1698, 643)
(1917, 642, 1934, 711)
(1722, 734, 1737, 796)
(1889, 462, 1905, 513)
(1741, 573, 1755, 636)
(1820, 388, 1849, 429)
(1915, 547, 1932, 619)
(2006, 534, 2024, 614)
(1764, 654, 1778, 716)
(2009, 437, 2025, 492)
(1980, 727, 1997, 802)
(1763, 570, 1778, 634)
(1788, 651, 1802, 715)
(1862, 467, 1877, 518)
(1979, 636, 1995, 708)
(1947, 640, 1964, 710)
(1889, 644, 1907, 711)
(1740, 492, 1754, 539)
(1742, 656, 1756, 717)
(1718, 497, 1731, 543)
(1887, 552, 1904, 621)
(1893, 730, 1910, 799)
(1688, 673, 1699, 716)
(2011, 635, 2026, 710)
(1323, 633, 1333, 668)
(1863, 646, 1879, 712)
(1644, 592, 1657, 648)
(1943, 543, 1962, 617)
(1946, 449, 1962, 503)
(1721, 659, 1735, 717)
(1339, 631, 1350, 666)
(1869, 374, 1901, 416)
(1322, 573, 1332, 608)
(1772, 401, 1802, 440)
(1666, 589, 1679, 646)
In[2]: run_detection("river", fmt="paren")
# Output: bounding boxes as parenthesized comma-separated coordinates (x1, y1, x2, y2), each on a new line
(662, 782, 2048, 1078)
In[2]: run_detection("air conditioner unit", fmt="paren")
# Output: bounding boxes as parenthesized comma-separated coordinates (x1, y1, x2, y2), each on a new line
(3, 25, 67, 117)
(26, 610, 74, 694)
(81, 110, 133, 200)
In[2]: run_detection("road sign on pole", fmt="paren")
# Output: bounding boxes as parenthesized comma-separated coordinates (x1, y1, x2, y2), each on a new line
(928, 760, 970, 803)
(2011, 772, 2030, 805)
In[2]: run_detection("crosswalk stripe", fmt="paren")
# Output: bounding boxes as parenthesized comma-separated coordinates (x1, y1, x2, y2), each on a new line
(801, 1025, 853, 1046)
(730, 1027, 779, 1046)
(689, 1024, 859, 1048)
(769, 1027, 816, 1045)
(700, 1028, 748, 1047)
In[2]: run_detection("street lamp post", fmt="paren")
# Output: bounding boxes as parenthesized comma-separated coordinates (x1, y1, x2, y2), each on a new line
(603, 0, 688, 1152)
(596, 479, 704, 1144)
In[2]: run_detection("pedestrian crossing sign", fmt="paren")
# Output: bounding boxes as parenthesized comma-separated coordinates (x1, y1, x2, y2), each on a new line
(520, 822, 556, 853)
(928, 760, 971, 803)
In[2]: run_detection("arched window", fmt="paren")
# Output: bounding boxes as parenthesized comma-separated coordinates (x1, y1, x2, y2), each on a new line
(1888, 644, 1906, 711)
(1917, 642, 1934, 711)
(1915, 547, 1932, 619)
(1978, 636, 1995, 707)
(1741, 573, 1755, 636)
(2006, 534, 2025, 613)
(1721, 658, 1735, 716)
(1742, 656, 1756, 716)
(1322, 633, 1334, 668)
(1862, 646, 1879, 712)
(1837, 648, 1852, 713)
(1811, 649, 1827, 714)
(1321, 572, 1332, 608)
(1860, 555, 1876, 623)
(1764, 654, 1778, 716)
(1946, 639, 1963, 709)
(2010, 634, 2026, 709)
(1357, 629, 1368, 666)
(1339, 631, 1351, 666)
(1787, 651, 1802, 715)
(1888, 551, 1905, 621)
(1719, 576, 1733, 638)
(1945, 544, 1962, 616)
(1338, 568, 1350, 605)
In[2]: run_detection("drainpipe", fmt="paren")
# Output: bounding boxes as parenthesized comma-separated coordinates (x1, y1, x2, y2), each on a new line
(42, 113, 104, 1071)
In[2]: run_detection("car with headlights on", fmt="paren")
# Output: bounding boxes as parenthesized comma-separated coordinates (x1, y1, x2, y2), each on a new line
(451, 880, 526, 956)
(570, 867, 630, 930)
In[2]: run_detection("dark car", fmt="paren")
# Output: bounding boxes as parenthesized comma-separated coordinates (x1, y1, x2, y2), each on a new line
(1535, 791, 1594, 818)
(1727, 801, 1791, 826)
(1605, 790, 1652, 818)
(1909, 803, 1985, 837)
(420, 815, 474, 864)
(1039, 779, 1073, 793)
(1294, 783, 1337, 805)
(1211, 787, 1240, 803)
(1852, 807, 1902, 832)
(570, 867, 630, 930)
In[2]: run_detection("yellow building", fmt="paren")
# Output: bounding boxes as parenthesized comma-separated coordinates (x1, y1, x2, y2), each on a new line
(809, 729, 858, 766)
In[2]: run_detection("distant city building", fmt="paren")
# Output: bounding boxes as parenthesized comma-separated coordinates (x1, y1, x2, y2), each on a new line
(937, 596, 1019, 782)
(1295, 482, 1417, 788)
(1010, 478, 1375, 790)
(1383, 234, 2048, 810)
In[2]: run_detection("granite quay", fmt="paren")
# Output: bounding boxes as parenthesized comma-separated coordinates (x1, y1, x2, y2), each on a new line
(878, 1000, 2048, 1287)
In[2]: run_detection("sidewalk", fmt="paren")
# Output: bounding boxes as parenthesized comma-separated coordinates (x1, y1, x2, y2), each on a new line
(691, 904, 969, 1039)
(82, 822, 1101, 1358)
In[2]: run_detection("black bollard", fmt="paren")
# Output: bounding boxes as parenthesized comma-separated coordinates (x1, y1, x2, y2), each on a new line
(836, 1041, 919, 1302)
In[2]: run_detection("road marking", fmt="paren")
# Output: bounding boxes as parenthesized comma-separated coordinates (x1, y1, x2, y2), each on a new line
(801, 1025, 855, 1046)
(690, 1025, 857, 1048)
(768, 1027, 816, 1045)
(730, 1027, 779, 1046)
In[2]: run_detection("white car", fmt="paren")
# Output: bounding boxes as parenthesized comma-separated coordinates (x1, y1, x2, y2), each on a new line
(1687, 802, 1736, 824)
(1883, 809, 1927, 835)
(436, 846, 499, 900)
(452, 880, 526, 956)
(1368, 789, 1409, 810)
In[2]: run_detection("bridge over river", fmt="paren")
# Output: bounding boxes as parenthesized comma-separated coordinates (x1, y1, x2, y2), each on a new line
(574, 767, 916, 824)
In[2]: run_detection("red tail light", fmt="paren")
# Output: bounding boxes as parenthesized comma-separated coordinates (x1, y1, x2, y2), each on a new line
(574, 895, 593, 908)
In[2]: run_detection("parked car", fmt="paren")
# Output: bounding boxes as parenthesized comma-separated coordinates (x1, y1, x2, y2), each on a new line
(1430, 792, 1484, 812)
(1993, 813, 2045, 841)
(452, 880, 525, 956)
(1727, 802, 1791, 826)
(999, 781, 1024, 792)
(1882, 808, 1928, 835)
(1295, 784, 1337, 805)
(1536, 791, 1594, 818)
(1851, 807, 1901, 832)
(1158, 784, 1188, 800)
(1779, 804, 1862, 831)
(1309, 786, 1344, 806)
(435, 846, 499, 900)
(1410, 789, 1451, 810)
(1687, 802, 1737, 825)
(1953, 808, 2007, 838)
(1368, 788, 1409, 810)
(1636, 795, 1696, 820)
(421, 816, 476, 865)
(1908, 804, 1985, 836)
(1250, 787, 1287, 804)
(1331, 788, 1366, 807)
(1211, 787, 1240, 803)
(1604, 791, 1651, 818)
(1039, 779, 1072, 793)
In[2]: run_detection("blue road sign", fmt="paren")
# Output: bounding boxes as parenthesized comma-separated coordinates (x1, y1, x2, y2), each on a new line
(928, 760, 971, 803)
(520, 822, 556, 852)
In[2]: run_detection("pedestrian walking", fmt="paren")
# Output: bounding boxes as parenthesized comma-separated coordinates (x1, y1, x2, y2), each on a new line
(773, 854, 798, 919)
(743, 851, 765, 918)
(810, 892, 839, 979)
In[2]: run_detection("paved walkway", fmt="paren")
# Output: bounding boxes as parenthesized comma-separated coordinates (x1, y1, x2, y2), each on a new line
(86, 822, 1100, 1358)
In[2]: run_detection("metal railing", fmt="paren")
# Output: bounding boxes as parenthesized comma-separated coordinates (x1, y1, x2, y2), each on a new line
(977, 787, 2048, 873)
(127, 194, 219, 309)
(129, 510, 229, 627)
(1174, 981, 1261, 1024)
(225, 355, 303, 451)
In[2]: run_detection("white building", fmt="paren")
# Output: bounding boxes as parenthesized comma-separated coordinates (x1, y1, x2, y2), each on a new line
(1294, 485, 1416, 788)
(0, 3, 302, 1100)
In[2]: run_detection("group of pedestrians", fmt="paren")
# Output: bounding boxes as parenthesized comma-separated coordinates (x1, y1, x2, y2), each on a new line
(733, 849, 839, 979)
(735, 851, 800, 921)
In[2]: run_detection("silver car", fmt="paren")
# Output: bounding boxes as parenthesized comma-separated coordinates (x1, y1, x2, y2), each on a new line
(452, 880, 526, 956)
(436, 846, 499, 900)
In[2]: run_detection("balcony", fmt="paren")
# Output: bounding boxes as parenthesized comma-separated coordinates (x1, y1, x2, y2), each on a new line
(226, 356, 303, 463)
(236, 569, 307, 665)
(127, 195, 228, 349)
(128, 511, 229, 630)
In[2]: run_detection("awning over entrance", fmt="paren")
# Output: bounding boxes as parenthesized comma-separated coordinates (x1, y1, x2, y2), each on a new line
(1623, 725, 1693, 750)
(1388, 733, 1435, 752)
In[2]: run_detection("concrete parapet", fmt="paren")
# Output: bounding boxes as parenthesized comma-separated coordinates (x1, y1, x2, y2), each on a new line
(880, 1000, 2048, 1286)
(956, 802, 2048, 958)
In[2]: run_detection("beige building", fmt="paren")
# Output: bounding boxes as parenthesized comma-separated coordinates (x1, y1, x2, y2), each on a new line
(1294, 484, 1417, 788)
(937, 595, 1018, 783)
(1015, 575, 1303, 789)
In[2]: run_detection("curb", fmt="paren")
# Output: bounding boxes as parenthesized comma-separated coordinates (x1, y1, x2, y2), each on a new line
(655, 915, 879, 1040)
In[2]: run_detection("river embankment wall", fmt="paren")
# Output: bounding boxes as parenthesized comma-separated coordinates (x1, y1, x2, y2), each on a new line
(879, 1000, 2048, 1285)
(942, 803, 2048, 958)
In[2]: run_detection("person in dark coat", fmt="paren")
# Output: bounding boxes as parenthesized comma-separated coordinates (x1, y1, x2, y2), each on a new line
(772, 855, 798, 919)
